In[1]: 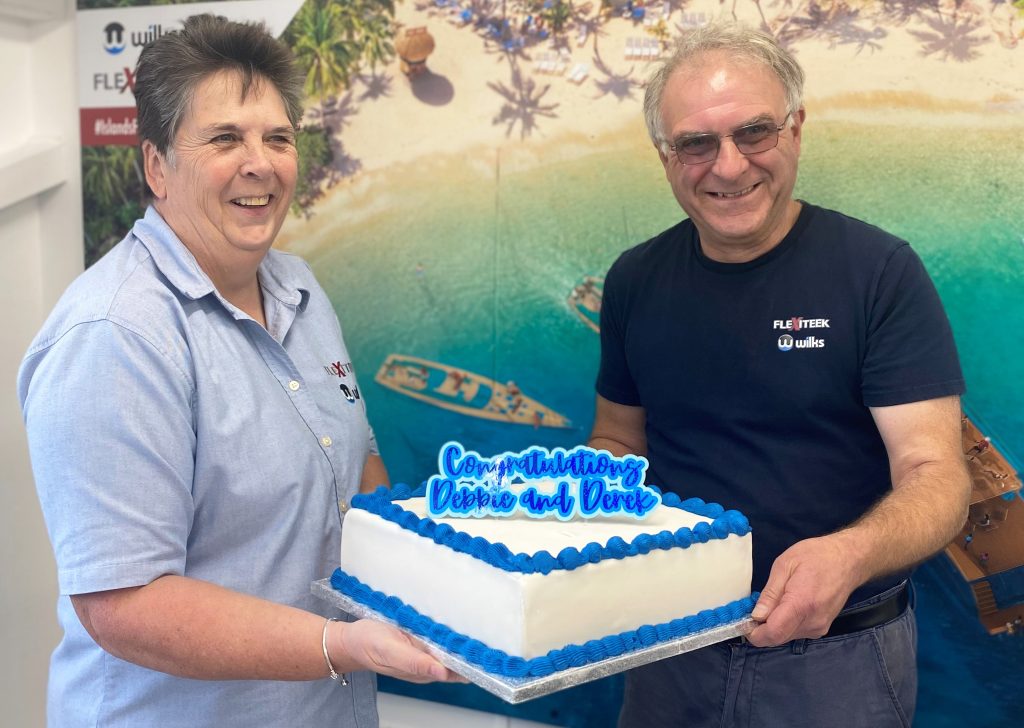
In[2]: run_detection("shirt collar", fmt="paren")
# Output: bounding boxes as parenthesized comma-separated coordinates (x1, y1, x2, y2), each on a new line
(132, 205, 310, 312)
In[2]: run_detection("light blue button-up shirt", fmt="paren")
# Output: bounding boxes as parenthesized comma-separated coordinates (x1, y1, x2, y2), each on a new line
(19, 207, 379, 727)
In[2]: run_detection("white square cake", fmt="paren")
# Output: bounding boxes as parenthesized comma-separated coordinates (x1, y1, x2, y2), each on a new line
(334, 483, 753, 677)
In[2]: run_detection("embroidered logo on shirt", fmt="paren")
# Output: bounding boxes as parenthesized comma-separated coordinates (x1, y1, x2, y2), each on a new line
(339, 383, 361, 403)
(324, 361, 353, 378)
(778, 334, 826, 351)
(774, 316, 828, 351)
(323, 360, 360, 403)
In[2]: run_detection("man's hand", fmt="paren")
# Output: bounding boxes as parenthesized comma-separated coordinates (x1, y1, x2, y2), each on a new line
(334, 619, 465, 684)
(746, 532, 864, 647)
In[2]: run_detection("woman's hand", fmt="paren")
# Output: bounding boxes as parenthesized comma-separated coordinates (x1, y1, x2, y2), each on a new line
(331, 619, 465, 684)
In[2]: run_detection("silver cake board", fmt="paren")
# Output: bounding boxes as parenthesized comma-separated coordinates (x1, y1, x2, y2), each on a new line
(311, 578, 756, 704)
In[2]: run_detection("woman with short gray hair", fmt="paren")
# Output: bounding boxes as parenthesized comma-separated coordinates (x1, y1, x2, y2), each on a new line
(19, 14, 460, 728)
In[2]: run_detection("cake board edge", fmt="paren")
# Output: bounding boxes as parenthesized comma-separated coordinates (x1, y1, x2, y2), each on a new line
(311, 578, 756, 704)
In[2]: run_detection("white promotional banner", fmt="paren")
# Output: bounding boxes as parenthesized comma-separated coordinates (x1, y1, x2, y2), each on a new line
(76, 0, 304, 146)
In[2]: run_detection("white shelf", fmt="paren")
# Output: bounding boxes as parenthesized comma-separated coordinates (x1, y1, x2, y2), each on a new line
(0, 136, 67, 212)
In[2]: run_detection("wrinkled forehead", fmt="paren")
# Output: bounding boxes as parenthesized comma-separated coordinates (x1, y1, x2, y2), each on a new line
(176, 69, 290, 132)
(661, 51, 787, 129)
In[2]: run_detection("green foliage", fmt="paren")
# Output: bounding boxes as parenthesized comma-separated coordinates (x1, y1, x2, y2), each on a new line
(82, 146, 147, 266)
(284, 0, 399, 108)
(541, 0, 574, 35)
(292, 126, 334, 216)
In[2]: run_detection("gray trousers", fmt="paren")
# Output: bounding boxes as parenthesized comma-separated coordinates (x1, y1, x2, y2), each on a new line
(618, 583, 916, 728)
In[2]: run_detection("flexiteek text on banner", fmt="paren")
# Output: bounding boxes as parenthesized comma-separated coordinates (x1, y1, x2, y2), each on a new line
(76, 0, 304, 146)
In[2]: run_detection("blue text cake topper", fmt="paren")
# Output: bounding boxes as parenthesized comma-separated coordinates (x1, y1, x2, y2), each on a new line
(426, 441, 661, 520)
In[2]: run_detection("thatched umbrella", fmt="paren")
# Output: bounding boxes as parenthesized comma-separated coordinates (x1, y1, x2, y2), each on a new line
(395, 26, 436, 77)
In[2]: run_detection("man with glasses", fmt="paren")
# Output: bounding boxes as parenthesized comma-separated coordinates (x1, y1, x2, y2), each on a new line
(589, 22, 970, 727)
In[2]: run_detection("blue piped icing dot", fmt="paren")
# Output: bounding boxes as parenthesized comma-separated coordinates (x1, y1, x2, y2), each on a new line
(581, 542, 603, 563)
(556, 546, 581, 569)
(531, 550, 557, 575)
(433, 522, 454, 542)
(673, 526, 693, 547)
(634, 534, 653, 554)
(606, 536, 634, 559)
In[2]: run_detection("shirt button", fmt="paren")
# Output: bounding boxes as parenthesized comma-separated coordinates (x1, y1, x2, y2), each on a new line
(321, 436, 333, 447)
(339, 501, 350, 513)
(288, 380, 300, 391)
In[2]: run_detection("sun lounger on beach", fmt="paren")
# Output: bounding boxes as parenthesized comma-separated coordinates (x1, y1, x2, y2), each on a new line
(568, 63, 589, 84)
(625, 37, 638, 60)
(553, 48, 570, 75)
(679, 11, 708, 28)
(535, 51, 558, 74)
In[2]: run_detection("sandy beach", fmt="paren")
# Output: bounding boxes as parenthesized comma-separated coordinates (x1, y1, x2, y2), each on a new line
(277, 0, 1023, 251)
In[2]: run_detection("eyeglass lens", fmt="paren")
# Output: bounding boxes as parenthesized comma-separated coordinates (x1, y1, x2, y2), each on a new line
(674, 121, 783, 165)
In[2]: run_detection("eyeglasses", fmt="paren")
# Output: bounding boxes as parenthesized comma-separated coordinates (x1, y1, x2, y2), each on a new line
(668, 113, 792, 166)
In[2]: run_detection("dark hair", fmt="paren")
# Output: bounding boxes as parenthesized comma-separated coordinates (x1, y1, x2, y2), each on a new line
(134, 13, 304, 155)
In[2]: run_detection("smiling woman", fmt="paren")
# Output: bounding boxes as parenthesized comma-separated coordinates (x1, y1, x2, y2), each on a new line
(17, 13, 460, 728)
(141, 69, 299, 323)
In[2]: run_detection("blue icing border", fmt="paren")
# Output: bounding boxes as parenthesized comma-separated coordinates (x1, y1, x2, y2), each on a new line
(350, 483, 751, 575)
(332, 567, 759, 678)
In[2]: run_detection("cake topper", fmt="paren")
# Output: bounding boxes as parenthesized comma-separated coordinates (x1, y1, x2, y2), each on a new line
(427, 441, 662, 520)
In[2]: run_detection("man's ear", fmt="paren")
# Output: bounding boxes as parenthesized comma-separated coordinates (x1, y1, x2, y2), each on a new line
(142, 139, 168, 199)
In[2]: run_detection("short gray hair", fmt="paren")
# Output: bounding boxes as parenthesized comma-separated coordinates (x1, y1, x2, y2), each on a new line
(134, 13, 304, 157)
(643, 22, 805, 151)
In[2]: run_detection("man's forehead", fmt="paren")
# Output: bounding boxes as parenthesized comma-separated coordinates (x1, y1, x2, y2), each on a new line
(662, 55, 785, 126)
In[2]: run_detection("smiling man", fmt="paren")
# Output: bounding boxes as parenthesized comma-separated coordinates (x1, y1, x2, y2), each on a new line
(588, 22, 970, 728)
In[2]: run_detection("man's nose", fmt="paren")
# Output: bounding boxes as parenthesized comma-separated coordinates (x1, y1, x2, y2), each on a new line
(710, 136, 749, 178)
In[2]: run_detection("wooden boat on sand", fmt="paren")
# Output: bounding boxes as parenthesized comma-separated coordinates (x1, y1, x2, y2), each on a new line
(374, 354, 572, 429)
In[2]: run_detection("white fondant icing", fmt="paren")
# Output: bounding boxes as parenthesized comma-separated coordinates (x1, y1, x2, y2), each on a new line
(339, 498, 752, 659)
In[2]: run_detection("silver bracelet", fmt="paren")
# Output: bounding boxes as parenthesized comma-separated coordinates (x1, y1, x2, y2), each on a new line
(321, 617, 348, 685)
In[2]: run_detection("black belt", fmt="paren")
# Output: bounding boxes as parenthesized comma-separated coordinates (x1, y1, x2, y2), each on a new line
(825, 584, 909, 637)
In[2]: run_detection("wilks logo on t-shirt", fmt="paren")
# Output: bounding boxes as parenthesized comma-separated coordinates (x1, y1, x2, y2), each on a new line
(773, 316, 828, 351)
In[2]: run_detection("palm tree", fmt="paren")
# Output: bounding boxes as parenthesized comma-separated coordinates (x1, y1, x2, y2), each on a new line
(542, 0, 574, 36)
(358, 11, 396, 74)
(291, 1, 361, 123)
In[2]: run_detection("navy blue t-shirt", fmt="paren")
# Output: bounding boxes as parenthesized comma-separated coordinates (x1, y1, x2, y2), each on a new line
(597, 203, 964, 604)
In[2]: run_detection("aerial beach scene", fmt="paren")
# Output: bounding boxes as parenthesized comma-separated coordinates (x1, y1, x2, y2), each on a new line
(74, 0, 1023, 724)
(270, 2, 1024, 725)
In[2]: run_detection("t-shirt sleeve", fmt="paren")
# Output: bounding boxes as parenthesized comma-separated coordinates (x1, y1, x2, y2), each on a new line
(861, 244, 965, 407)
(19, 319, 196, 596)
(596, 256, 642, 406)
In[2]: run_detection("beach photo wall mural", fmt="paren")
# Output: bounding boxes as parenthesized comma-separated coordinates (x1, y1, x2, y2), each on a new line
(76, 1, 1023, 725)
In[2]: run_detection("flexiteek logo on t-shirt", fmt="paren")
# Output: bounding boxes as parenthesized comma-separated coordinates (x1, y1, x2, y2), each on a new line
(773, 316, 828, 351)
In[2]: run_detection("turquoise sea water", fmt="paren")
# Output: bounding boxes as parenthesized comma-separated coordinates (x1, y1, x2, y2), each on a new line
(298, 120, 1024, 726)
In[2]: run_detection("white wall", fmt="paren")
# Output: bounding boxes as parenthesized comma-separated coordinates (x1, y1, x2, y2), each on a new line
(0, 1, 82, 725)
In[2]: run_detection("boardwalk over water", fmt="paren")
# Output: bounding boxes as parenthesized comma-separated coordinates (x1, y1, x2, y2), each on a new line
(943, 417, 1023, 634)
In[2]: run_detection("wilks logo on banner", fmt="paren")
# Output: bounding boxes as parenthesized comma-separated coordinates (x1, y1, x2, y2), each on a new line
(77, 0, 304, 146)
